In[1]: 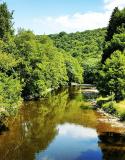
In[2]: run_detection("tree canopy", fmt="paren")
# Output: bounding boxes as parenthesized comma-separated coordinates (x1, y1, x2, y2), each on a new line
(0, 2, 14, 39)
(50, 28, 106, 83)
(97, 7, 125, 100)
(102, 7, 125, 63)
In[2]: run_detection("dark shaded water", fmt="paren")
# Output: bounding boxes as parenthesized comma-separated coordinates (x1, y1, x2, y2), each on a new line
(0, 87, 125, 160)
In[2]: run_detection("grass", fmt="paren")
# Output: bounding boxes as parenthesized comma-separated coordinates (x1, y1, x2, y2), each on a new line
(114, 100, 125, 120)
(96, 95, 114, 107)
(96, 96, 125, 121)
(102, 101, 116, 114)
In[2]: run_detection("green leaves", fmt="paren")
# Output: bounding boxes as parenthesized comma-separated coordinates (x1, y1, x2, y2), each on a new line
(50, 28, 106, 84)
(14, 31, 69, 98)
(0, 2, 14, 39)
(0, 73, 22, 118)
(65, 54, 83, 84)
(98, 7, 125, 100)
(0, 52, 18, 73)
(102, 7, 125, 63)
(97, 51, 125, 100)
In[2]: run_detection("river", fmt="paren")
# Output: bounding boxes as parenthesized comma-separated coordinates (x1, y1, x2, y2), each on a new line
(0, 87, 125, 160)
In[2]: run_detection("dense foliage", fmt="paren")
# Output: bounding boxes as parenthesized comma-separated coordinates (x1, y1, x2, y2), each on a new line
(0, 2, 14, 39)
(97, 50, 125, 100)
(97, 7, 125, 100)
(102, 7, 125, 63)
(0, 3, 83, 118)
(50, 28, 106, 83)
(0, 36, 22, 118)
(15, 31, 68, 98)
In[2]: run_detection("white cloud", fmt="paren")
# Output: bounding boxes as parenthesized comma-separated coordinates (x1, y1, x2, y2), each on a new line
(33, 11, 110, 34)
(104, 0, 125, 10)
(57, 123, 97, 139)
(29, 0, 125, 34)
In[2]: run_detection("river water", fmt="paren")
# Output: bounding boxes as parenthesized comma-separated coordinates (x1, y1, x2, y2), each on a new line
(0, 87, 125, 160)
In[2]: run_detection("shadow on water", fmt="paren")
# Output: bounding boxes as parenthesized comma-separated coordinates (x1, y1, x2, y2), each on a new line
(0, 87, 125, 160)
(98, 132, 125, 160)
(0, 123, 9, 135)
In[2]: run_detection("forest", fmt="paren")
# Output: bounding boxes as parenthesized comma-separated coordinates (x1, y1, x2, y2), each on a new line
(0, 2, 125, 120)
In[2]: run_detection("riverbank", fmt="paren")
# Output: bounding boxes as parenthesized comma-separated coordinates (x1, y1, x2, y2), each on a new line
(81, 87, 125, 122)
(96, 96, 125, 121)
(97, 108, 125, 128)
(0, 87, 55, 122)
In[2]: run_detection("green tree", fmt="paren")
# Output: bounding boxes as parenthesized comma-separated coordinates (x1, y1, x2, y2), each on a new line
(50, 28, 106, 83)
(0, 2, 14, 39)
(105, 7, 120, 41)
(65, 53, 83, 84)
(0, 36, 22, 117)
(102, 7, 125, 63)
(102, 33, 125, 63)
(0, 73, 22, 118)
(97, 50, 125, 100)
(15, 31, 68, 98)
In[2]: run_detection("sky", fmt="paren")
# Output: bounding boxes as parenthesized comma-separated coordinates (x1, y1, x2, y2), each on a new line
(1, 0, 125, 34)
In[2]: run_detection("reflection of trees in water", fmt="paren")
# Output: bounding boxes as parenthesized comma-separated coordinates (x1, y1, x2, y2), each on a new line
(1, 88, 125, 160)
(0, 91, 67, 160)
(68, 86, 81, 100)
(0, 88, 97, 160)
(83, 91, 98, 101)
(0, 109, 57, 160)
(96, 109, 125, 160)
(0, 123, 9, 135)
(98, 132, 125, 160)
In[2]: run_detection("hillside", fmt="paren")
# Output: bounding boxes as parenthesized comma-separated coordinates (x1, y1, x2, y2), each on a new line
(50, 28, 106, 83)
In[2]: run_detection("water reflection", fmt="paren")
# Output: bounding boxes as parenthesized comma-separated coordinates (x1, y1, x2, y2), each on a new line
(99, 132, 125, 160)
(57, 123, 97, 139)
(0, 88, 125, 160)
(36, 123, 102, 160)
(0, 123, 9, 135)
